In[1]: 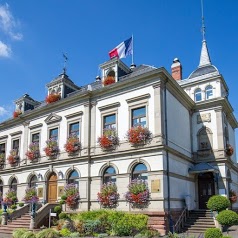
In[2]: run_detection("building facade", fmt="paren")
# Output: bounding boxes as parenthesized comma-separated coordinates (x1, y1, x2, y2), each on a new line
(0, 38, 237, 229)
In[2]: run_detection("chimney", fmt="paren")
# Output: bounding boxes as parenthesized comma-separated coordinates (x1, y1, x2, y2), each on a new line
(171, 58, 182, 80)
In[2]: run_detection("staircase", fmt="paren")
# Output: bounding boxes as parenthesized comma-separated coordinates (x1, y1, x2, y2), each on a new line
(183, 210, 215, 234)
(147, 212, 167, 236)
(0, 212, 31, 237)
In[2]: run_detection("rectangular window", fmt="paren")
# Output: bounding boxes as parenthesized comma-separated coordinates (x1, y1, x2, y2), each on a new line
(49, 128, 58, 141)
(12, 139, 20, 150)
(32, 133, 40, 143)
(0, 143, 5, 155)
(103, 114, 116, 129)
(132, 107, 146, 127)
(69, 122, 80, 137)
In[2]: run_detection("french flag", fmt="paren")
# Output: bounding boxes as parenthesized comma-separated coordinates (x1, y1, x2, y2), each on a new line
(109, 37, 133, 59)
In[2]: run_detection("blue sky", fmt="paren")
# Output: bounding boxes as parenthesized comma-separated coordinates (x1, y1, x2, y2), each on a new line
(0, 0, 237, 151)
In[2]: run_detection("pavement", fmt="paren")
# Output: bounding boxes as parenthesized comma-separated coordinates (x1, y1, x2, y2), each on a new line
(222, 225, 238, 237)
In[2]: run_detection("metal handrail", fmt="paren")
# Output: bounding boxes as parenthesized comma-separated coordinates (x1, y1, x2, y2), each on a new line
(173, 206, 188, 233)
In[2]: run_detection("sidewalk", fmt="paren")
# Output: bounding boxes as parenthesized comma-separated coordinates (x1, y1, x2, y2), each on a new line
(222, 225, 238, 238)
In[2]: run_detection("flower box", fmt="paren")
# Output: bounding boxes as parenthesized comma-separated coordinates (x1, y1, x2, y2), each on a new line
(97, 182, 119, 208)
(103, 76, 115, 86)
(126, 125, 152, 146)
(7, 149, 19, 165)
(225, 144, 234, 156)
(45, 93, 61, 104)
(26, 142, 40, 161)
(98, 128, 119, 150)
(64, 135, 81, 155)
(44, 139, 59, 158)
(13, 110, 22, 118)
(125, 179, 150, 209)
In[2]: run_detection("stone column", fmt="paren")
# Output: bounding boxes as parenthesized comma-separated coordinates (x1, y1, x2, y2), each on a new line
(215, 107, 225, 150)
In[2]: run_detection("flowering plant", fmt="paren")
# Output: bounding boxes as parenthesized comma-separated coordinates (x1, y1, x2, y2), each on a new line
(97, 182, 119, 208)
(126, 125, 152, 145)
(103, 76, 115, 86)
(64, 135, 81, 155)
(0, 153, 5, 164)
(225, 144, 234, 156)
(64, 183, 80, 208)
(229, 189, 237, 203)
(23, 187, 39, 203)
(26, 142, 40, 161)
(98, 128, 119, 150)
(13, 110, 22, 118)
(7, 149, 19, 165)
(2, 189, 18, 206)
(45, 93, 61, 104)
(125, 179, 150, 209)
(44, 139, 59, 157)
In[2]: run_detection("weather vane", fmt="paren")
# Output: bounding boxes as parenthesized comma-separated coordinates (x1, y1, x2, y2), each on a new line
(62, 53, 68, 74)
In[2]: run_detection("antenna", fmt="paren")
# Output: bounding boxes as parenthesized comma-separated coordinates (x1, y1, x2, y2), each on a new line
(201, 0, 206, 41)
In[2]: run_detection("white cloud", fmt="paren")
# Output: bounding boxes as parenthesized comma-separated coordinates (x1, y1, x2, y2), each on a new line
(0, 3, 23, 40)
(0, 40, 11, 57)
(0, 104, 14, 122)
(0, 106, 7, 116)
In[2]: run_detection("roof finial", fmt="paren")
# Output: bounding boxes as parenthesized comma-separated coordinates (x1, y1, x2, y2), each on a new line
(201, 0, 206, 41)
(62, 53, 68, 74)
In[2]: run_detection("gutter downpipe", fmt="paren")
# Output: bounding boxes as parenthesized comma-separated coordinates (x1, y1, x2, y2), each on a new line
(164, 80, 173, 233)
(87, 94, 92, 211)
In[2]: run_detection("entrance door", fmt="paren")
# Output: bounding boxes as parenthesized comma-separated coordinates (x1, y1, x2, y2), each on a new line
(198, 172, 215, 209)
(48, 172, 57, 203)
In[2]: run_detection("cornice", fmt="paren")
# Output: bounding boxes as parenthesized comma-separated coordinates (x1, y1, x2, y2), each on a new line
(0, 135, 8, 140)
(126, 94, 150, 104)
(65, 111, 83, 119)
(10, 131, 22, 137)
(98, 102, 120, 111)
(29, 123, 43, 130)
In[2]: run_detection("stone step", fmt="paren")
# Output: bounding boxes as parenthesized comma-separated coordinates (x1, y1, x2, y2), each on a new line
(148, 220, 166, 225)
(184, 224, 215, 228)
(9, 221, 30, 226)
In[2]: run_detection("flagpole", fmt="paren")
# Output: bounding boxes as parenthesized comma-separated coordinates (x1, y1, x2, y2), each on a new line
(132, 34, 134, 65)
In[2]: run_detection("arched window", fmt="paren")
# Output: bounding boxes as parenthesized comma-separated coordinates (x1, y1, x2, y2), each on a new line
(107, 70, 115, 77)
(132, 163, 148, 181)
(205, 85, 213, 100)
(10, 178, 17, 192)
(68, 170, 79, 188)
(29, 175, 37, 188)
(194, 88, 202, 102)
(197, 127, 213, 150)
(103, 166, 116, 184)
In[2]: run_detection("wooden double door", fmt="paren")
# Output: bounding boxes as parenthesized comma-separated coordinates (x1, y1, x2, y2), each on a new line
(48, 172, 57, 203)
(198, 172, 215, 209)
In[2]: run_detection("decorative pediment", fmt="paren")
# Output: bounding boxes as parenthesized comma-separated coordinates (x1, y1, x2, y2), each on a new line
(45, 113, 62, 125)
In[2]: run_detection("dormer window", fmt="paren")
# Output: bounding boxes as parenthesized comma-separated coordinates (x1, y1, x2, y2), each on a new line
(205, 85, 213, 100)
(107, 70, 115, 77)
(194, 88, 202, 102)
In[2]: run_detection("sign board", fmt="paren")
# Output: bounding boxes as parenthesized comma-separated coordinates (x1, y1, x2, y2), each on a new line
(38, 188, 43, 198)
(58, 186, 64, 196)
(50, 213, 57, 217)
(151, 179, 160, 193)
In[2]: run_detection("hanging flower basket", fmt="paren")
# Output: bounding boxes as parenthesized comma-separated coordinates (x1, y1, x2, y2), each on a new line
(225, 144, 234, 156)
(26, 142, 40, 161)
(125, 179, 150, 209)
(103, 76, 115, 86)
(45, 93, 61, 104)
(97, 182, 120, 208)
(98, 128, 119, 150)
(126, 125, 152, 146)
(2, 189, 18, 206)
(64, 135, 81, 155)
(229, 189, 237, 203)
(7, 149, 19, 165)
(60, 183, 80, 209)
(13, 110, 22, 118)
(23, 187, 39, 203)
(43, 139, 59, 158)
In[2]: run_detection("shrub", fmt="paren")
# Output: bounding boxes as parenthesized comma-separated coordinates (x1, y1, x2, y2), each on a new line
(216, 210, 238, 227)
(36, 228, 60, 238)
(69, 233, 81, 238)
(83, 219, 101, 235)
(11, 204, 17, 210)
(207, 195, 230, 212)
(135, 228, 160, 238)
(13, 228, 28, 238)
(18, 202, 24, 207)
(59, 200, 65, 205)
(22, 231, 36, 238)
(60, 228, 71, 237)
(205, 228, 222, 238)
(222, 236, 233, 238)
(54, 205, 62, 214)
(59, 212, 67, 219)
(61, 195, 67, 200)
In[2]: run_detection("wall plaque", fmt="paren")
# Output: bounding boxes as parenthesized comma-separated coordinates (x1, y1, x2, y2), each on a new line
(38, 188, 43, 198)
(58, 186, 64, 197)
(151, 179, 160, 193)
(197, 113, 211, 124)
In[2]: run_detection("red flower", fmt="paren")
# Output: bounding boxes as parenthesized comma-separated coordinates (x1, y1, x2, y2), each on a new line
(226, 144, 234, 156)
(45, 94, 61, 104)
(103, 76, 115, 86)
(127, 125, 152, 145)
(64, 136, 80, 154)
(13, 111, 22, 118)
(98, 135, 113, 148)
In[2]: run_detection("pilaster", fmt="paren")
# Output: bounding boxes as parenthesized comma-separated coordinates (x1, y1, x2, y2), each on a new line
(215, 107, 225, 150)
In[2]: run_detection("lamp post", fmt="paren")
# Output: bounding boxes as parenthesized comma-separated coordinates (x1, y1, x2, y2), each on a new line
(1, 203, 8, 225)
(29, 202, 36, 229)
